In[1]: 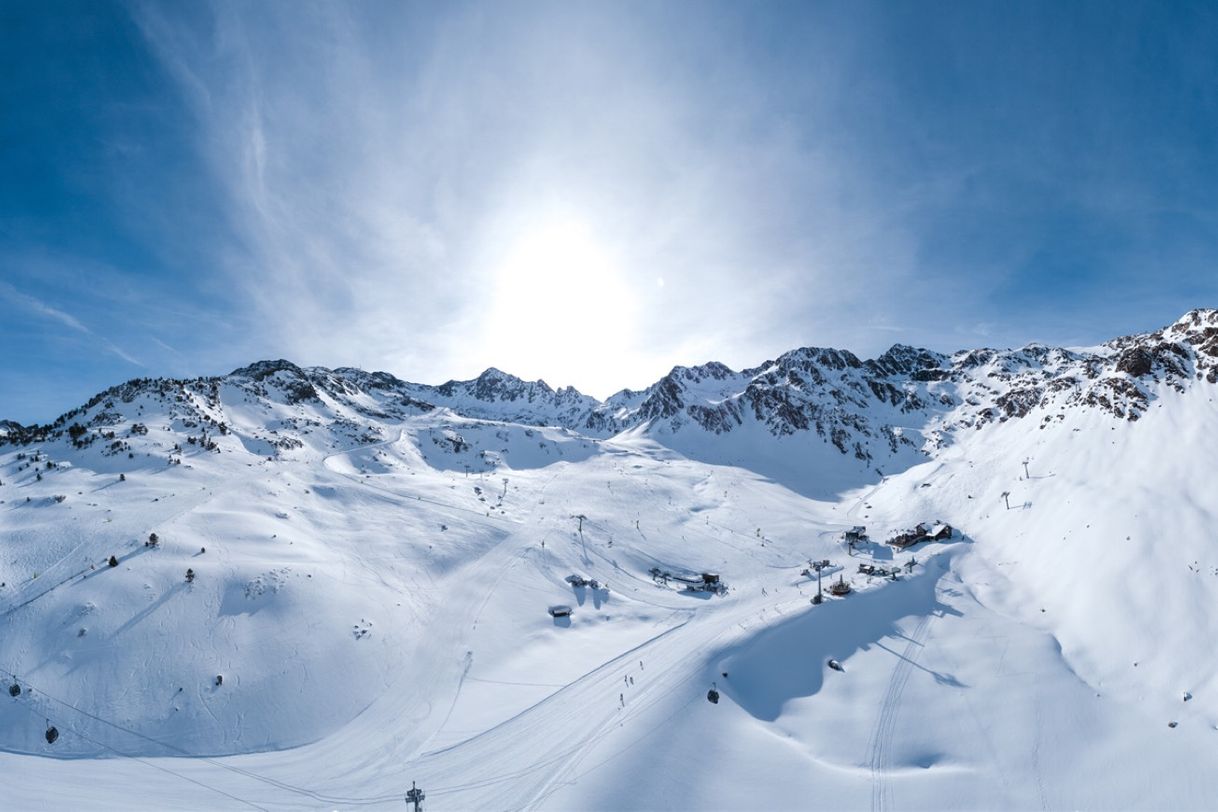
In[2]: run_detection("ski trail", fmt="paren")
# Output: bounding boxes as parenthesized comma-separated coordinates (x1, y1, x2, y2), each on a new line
(868, 612, 932, 812)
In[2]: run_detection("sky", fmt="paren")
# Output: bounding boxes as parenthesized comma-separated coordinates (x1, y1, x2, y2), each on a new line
(3, 0, 1218, 423)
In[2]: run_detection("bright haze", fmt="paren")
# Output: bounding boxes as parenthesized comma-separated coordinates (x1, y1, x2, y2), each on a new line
(2, 0, 1218, 422)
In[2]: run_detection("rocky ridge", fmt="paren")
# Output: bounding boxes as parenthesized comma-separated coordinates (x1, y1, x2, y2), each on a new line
(3, 310, 1216, 473)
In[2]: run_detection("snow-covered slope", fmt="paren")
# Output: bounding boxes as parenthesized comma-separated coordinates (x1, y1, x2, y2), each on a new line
(0, 310, 1216, 810)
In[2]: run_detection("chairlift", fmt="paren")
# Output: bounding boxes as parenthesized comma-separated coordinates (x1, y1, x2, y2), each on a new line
(706, 682, 720, 704)
(45, 720, 58, 744)
(8, 681, 20, 698)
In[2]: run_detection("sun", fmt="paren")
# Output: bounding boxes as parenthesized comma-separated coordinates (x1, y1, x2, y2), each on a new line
(482, 213, 639, 392)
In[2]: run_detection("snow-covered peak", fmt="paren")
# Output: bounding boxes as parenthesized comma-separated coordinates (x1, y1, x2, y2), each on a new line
(228, 359, 309, 381)
(4, 310, 1216, 485)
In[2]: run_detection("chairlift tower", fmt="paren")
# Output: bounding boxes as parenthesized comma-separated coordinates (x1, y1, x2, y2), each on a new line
(405, 780, 425, 812)
(811, 560, 826, 604)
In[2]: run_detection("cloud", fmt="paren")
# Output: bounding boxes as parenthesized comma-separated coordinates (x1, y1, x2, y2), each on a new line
(126, 1, 930, 395)
(0, 280, 89, 333)
(0, 279, 143, 367)
(124, 1, 1218, 392)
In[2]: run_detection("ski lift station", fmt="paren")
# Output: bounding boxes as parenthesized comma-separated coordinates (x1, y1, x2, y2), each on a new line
(648, 567, 727, 595)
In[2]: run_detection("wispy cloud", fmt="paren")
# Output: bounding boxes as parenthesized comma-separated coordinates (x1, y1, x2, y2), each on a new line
(0, 279, 143, 367)
(120, 1, 1218, 394)
(0, 280, 89, 332)
(126, 2, 927, 394)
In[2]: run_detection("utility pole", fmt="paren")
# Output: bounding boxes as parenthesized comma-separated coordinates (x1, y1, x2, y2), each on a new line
(405, 781, 425, 812)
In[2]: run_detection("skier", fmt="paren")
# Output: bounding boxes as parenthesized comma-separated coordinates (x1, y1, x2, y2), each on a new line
(185, 568, 195, 584)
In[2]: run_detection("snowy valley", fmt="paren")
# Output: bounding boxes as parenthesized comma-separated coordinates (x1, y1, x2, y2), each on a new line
(1, 309, 1217, 810)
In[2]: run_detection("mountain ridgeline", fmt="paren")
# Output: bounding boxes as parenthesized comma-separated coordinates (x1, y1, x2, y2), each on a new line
(4, 309, 1217, 478)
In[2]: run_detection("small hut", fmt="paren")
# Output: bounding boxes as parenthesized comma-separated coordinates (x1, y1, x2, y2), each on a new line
(548, 605, 573, 618)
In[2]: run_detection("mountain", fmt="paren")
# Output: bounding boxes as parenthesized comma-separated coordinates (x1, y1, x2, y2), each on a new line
(1, 309, 1217, 810)
(4, 309, 1215, 493)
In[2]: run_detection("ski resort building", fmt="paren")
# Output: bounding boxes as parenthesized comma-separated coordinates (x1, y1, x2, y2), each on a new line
(888, 522, 953, 549)
(927, 523, 953, 541)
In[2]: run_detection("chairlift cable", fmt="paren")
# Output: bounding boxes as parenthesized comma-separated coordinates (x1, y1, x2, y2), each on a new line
(0, 663, 395, 806)
(3, 689, 267, 811)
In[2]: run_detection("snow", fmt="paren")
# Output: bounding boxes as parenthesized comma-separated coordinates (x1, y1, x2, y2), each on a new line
(2, 328, 1218, 809)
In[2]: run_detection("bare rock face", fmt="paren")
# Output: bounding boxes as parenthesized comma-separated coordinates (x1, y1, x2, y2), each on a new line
(1115, 347, 1154, 377)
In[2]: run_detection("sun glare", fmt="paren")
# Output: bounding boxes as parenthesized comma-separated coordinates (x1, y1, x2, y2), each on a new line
(484, 214, 639, 392)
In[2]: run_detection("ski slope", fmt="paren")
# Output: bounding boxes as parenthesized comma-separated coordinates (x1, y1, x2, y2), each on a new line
(2, 334, 1218, 809)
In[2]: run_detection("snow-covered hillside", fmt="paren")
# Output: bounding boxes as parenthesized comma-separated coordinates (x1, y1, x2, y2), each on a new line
(1, 310, 1216, 810)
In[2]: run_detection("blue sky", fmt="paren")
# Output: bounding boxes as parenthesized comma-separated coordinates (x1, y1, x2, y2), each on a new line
(3, 0, 1217, 423)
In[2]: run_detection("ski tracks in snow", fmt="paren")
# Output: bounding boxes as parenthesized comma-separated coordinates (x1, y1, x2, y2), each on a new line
(868, 611, 933, 812)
